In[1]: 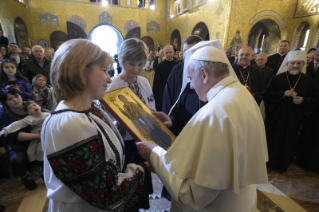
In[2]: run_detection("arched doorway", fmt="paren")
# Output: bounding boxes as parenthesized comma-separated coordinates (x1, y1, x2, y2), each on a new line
(89, 24, 123, 57)
(248, 19, 281, 55)
(89, 24, 124, 75)
(192, 22, 209, 41)
(292, 21, 310, 51)
(67, 21, 87, 39)
(170, 29, 181, 51)
(14, 17, 29, 49)
(125, 27, 141, 40)
(141, 36, 154, 51)
(50, 31, 68, 50)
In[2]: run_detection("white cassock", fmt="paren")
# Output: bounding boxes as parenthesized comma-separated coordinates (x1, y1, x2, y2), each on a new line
(151, 76, 269, 212)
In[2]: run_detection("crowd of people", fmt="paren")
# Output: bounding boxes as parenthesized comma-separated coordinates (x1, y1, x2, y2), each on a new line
(0, 27, 318, 212)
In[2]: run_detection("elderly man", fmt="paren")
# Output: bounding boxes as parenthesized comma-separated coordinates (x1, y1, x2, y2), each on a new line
(24, 45, 51, 84)
(153, 45, 179, 110)
(137, 45, 268, 211)
(255, 53, 275, 88)
(8, 43, 20, 64)
(0, 30, 8, 47)
(232, 46, 266, 105)
(265, 50, 318, 172)
(267, 40, 290, 74)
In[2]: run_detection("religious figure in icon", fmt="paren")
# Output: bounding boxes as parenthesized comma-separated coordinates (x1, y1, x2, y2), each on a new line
(112, 94, 171, 149)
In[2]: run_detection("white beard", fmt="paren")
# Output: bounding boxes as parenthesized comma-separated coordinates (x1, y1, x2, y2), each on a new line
(288, 70, 300, 75)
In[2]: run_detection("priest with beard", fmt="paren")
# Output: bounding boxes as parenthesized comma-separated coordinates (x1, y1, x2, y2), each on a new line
(153, 45, 179, 110)
(264, 50, 319, 172)
(232, 46, 266, 105)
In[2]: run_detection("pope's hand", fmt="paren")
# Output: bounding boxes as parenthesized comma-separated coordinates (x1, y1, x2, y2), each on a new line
(136, 141, 158, 161)
(144, 161, 155, 173)
(152, 111, 172, 127)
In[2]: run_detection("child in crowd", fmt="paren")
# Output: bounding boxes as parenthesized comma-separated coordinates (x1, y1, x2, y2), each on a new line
(32, 74, 56, 110)
(0, 101, 50, 180)
(0, 58, 33, 101)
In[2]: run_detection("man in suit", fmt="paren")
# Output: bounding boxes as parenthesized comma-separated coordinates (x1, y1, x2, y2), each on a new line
(228, 46, 241, 65)
(267, 40, 290, 74)
(306, 50, 319, 80)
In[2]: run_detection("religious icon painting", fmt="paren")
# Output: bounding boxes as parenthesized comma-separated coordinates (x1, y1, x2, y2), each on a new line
(38, 39, 49, 48)
(101, 87, 175, 150)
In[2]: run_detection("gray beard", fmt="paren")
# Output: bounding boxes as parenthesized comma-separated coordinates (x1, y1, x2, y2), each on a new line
(288, 70, 300, 75)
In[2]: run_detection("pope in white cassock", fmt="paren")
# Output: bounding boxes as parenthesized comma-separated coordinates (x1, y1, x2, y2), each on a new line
(137, 42, 269, 211)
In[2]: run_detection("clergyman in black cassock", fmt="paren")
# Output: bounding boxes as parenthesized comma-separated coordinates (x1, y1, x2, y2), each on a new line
(153, 45, 179, 111)
(267, 40, 290, 74)
(264, 50, 319, 172)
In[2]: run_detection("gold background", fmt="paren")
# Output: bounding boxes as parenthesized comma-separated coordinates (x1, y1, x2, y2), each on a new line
(1, 0, 319, 51)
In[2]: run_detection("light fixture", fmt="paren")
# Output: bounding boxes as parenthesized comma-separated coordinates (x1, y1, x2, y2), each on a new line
(150, 5, 155, 10)
(102, 0, 108, 7)
(171, 14, 174, 18)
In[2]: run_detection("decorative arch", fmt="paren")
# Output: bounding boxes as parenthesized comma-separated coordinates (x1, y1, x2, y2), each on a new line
(292, 21, 310, 49)
(249, 11, 285, 29)
(141, 36, 154, 51)
(50, 31, 68, 50)
(170, 29, 181, 51)
(192, 22, 209, 41)
(248, 19, 281, 55)
(88, 24, 123, 57)
(312, 23, 319, 48)
(14, 17, 29, 49)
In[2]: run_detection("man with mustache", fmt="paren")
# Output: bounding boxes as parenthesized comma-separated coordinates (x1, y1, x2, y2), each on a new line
(264, 50, 319, 172)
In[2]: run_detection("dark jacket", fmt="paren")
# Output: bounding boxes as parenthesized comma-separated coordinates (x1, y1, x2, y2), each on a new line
(24, 57, 51, 85)
(0, 36, 8, 47)
(254, 65, 275, 89)
(307, 60, 319, 87)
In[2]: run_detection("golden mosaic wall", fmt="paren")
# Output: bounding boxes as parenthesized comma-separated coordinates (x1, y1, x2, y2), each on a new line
(167, 0, 232, 50)
(227, 0, 319, 51)
(168, 0, 319, 52)
(0, 0, 166, 49)
(4, 0, 319, 53)
(27, 0, 167, 48)
(0, 0, 30, 44)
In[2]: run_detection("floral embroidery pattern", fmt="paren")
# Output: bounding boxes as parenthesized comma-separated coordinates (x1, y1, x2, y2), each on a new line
(46, 104, 147, 211)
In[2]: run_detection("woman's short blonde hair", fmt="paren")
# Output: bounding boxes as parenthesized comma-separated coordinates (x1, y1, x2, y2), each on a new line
(118, 38, 149, 67)
(50, 39, 113, 101)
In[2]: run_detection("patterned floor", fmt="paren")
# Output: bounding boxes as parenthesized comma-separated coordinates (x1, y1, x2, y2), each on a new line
(0, 164, 318, 212)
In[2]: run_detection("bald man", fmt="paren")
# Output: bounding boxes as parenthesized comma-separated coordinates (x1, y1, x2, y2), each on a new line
(153, 45, 179, 110)
(232, 46, 266, 105)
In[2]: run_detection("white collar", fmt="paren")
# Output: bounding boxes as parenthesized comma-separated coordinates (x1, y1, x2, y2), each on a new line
(206, 76, 237, 101)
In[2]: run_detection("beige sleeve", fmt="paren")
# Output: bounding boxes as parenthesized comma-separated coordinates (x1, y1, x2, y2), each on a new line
(150, 146, 220, 210)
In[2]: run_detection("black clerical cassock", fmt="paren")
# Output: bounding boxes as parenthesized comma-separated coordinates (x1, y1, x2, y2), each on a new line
(232, 64, 266, 105)
(153, 59, 179, 111)
(265, 72, 318, 172)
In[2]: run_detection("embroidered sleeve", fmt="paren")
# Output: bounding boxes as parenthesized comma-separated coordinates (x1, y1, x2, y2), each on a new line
(47, 134, 147, 212)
